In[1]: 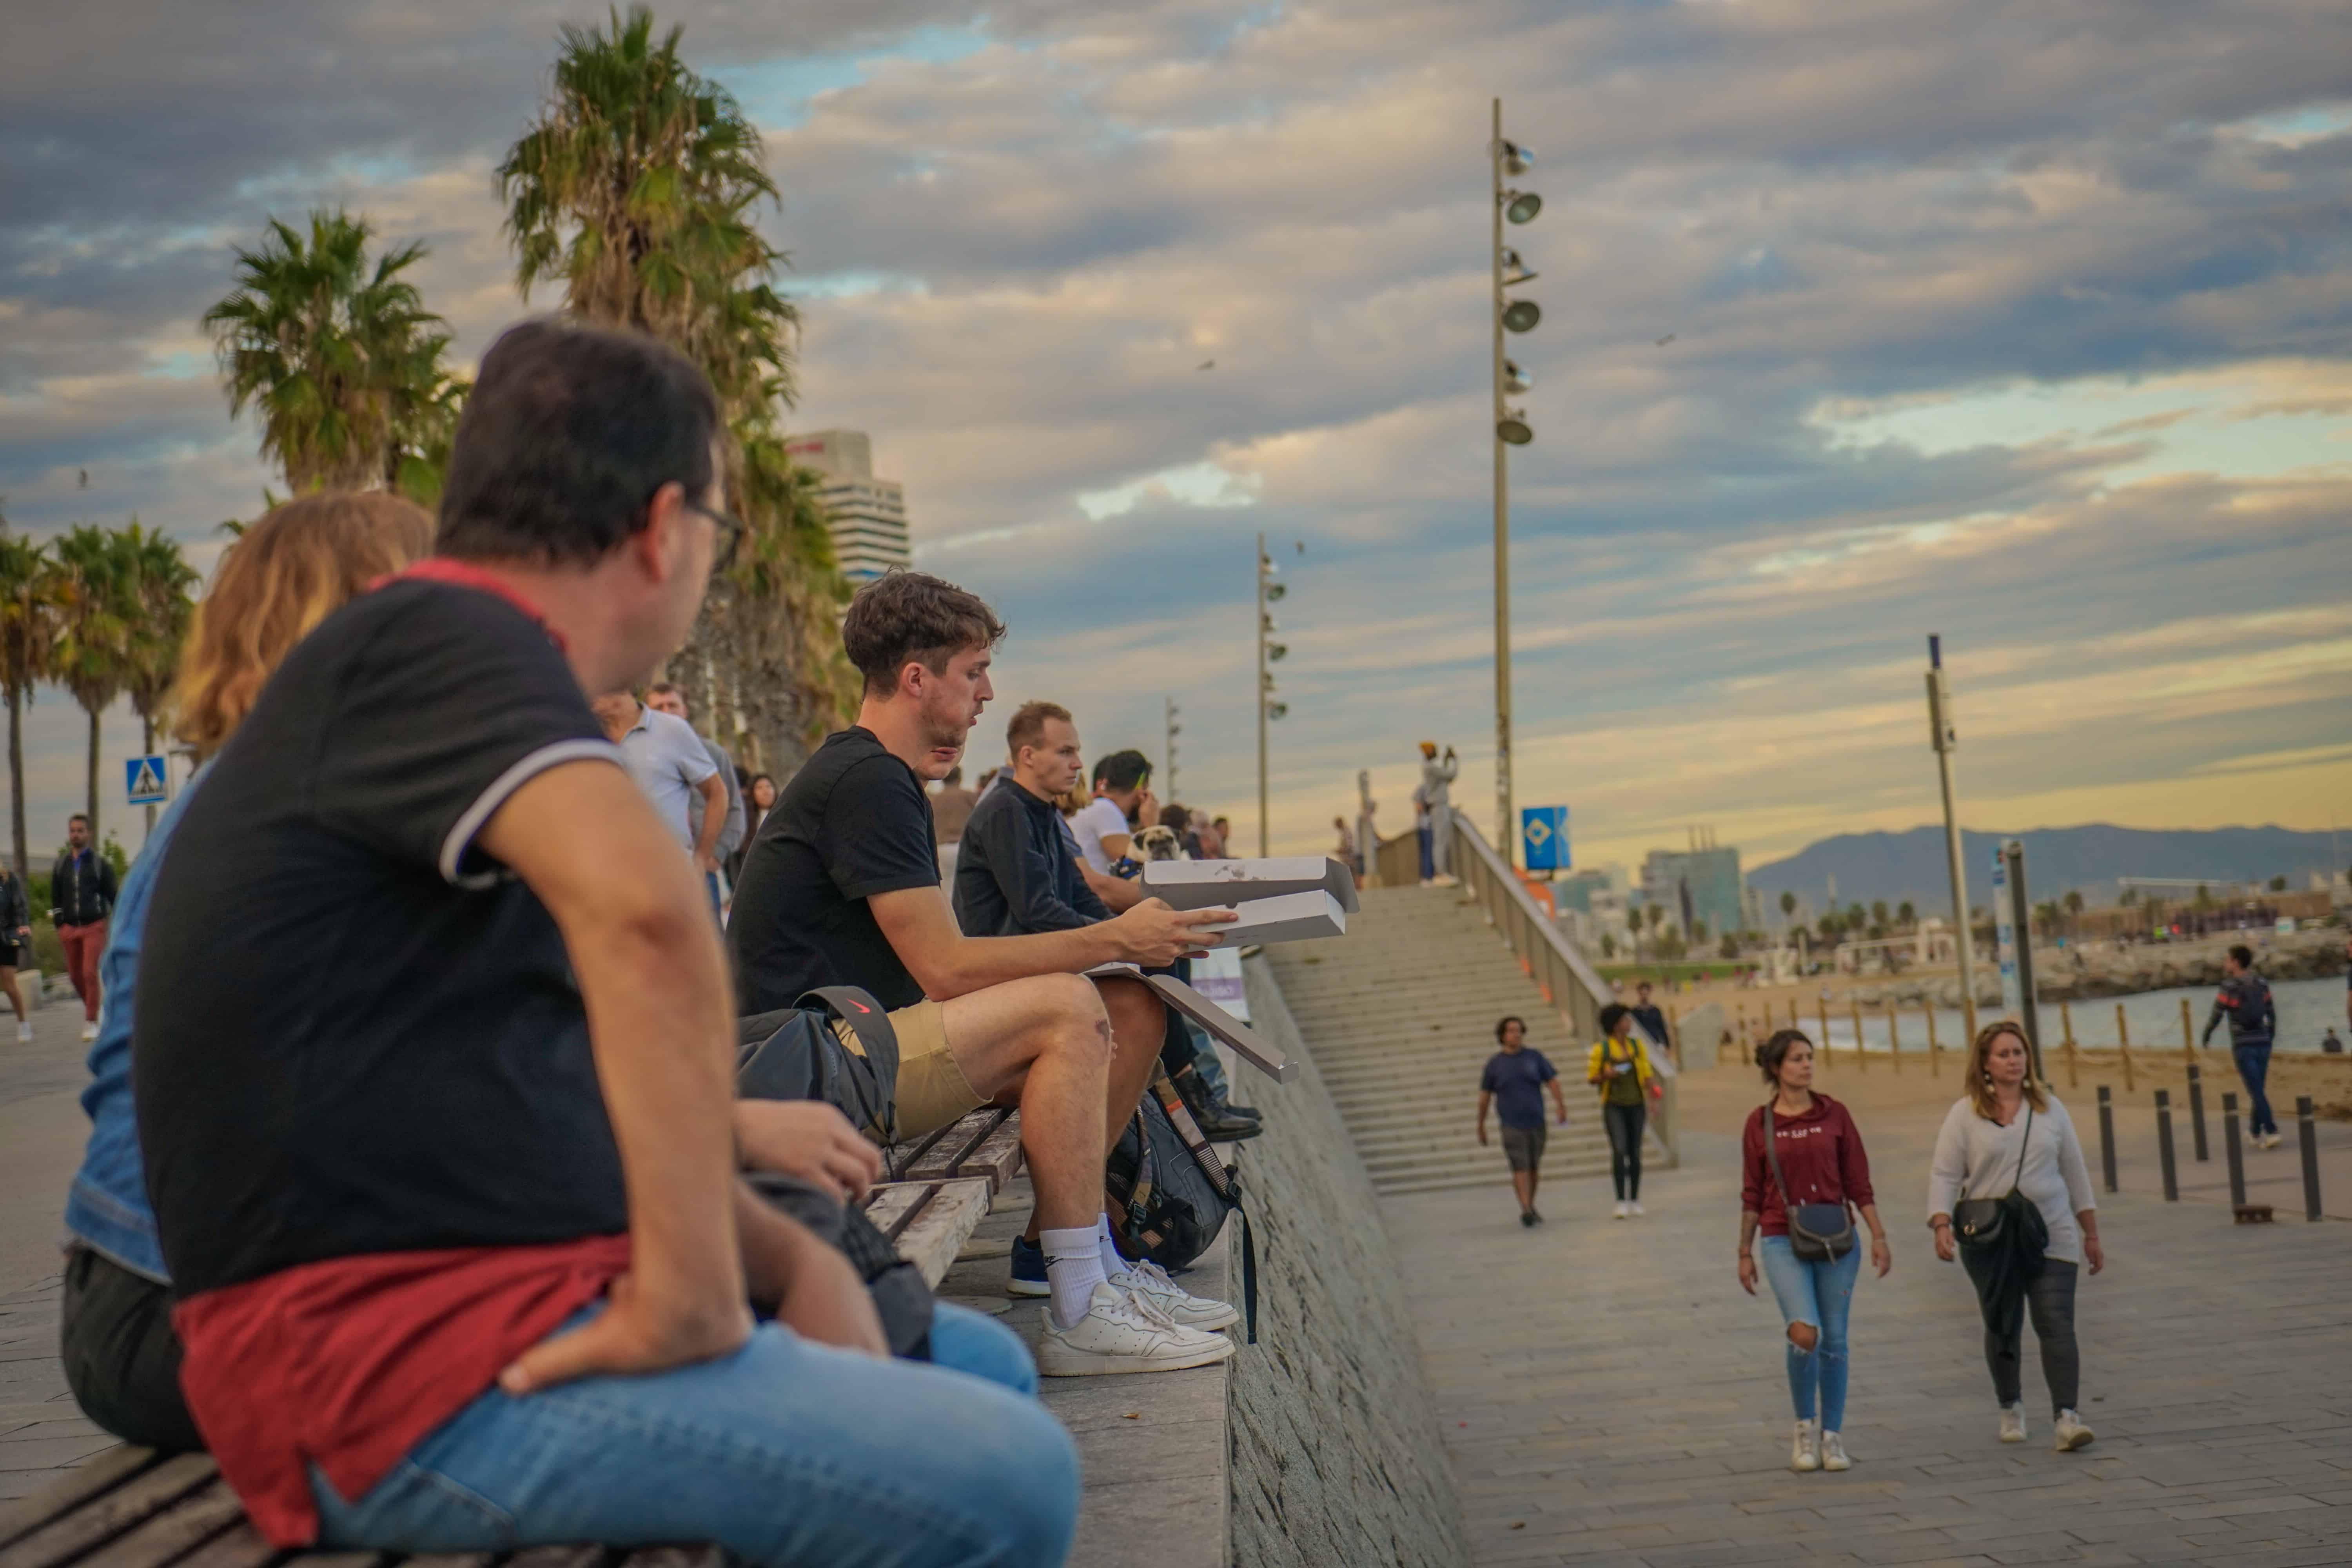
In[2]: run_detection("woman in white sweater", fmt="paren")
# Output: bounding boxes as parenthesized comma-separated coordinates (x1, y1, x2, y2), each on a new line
(1927, 1022, 2104, 1452)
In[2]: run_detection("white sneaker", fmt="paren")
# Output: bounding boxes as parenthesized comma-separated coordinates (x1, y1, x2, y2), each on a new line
(1820, 1430, 1851, 1471)
(1790, 1417, 1820, 1472)
(1612, 1200, 1629, 1220)
(2260, 1133, 2283, 1150)
(2053, 1410, 2095, 1452)
(1999, 1403, 2026, 1443)
(13, 1022, 29, 1044)
(1038, 1283, 1237, 1377)
(79, 1022, 97, 1042)
(1629, 1201, 1646, 1217)
(1114, 1259, 1238, 1331)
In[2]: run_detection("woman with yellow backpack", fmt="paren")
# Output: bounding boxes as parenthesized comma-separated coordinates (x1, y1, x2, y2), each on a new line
(1588, 1004, 1665, 1219)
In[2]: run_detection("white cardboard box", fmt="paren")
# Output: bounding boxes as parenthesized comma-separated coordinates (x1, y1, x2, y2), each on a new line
(1141, 856, 1360, 914)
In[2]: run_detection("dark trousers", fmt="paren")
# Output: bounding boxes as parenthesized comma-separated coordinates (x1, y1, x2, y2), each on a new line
(1960, 1251, 2080, 1416)
(60, 1244, 203, 1451)
(2233, 1044, 2277, 1136)
(1602, 1101, 1646, 1201)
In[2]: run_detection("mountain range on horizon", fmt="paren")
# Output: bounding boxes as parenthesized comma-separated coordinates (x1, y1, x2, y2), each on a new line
(1744, 824, 2349, 920)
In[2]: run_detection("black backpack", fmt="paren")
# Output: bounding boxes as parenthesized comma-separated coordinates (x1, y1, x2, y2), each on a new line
(736, 985, 900, 1144)
(1106, 1070, 1256, 1340)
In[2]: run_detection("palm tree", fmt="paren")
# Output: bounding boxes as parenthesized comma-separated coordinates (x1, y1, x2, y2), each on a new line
(0, 518, 60, 878)
(204, 210, 453, 494)
(49, 526, 137, 842)
(1897, 899, 1915, 929)
(114, 525, 199, 830)
(499, 7, 848, 766)
(1779, 890, 1797, 921)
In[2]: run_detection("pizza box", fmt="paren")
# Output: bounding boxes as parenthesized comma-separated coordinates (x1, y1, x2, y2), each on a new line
(1197, 889, 1347, 947)
(1140, 856, 1359, 915)
(1145, 972, 1291, 1082)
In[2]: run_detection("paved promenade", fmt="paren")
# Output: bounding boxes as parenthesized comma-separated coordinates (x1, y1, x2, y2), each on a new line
(1387, 1105, 2352, 1567)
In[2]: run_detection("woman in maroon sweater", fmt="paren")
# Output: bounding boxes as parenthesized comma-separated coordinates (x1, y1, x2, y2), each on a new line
(1737, 1029, 1891, 1474)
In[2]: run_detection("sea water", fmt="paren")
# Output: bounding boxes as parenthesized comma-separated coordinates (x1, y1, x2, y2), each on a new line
(1794, 975, 2347, 1057)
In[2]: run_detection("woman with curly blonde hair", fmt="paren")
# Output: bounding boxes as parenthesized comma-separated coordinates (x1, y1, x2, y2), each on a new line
(60, 492, 434, 1448)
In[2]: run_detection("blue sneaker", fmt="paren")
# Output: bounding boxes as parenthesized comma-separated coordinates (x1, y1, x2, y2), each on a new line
(1007, 1234, 1050, 1298)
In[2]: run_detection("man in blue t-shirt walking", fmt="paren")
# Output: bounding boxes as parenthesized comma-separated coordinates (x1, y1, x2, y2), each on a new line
(1477, 1015, 1570, 1227)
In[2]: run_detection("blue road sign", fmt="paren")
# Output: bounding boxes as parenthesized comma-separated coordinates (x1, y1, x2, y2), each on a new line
(125, 755, 168, 806)
(1521, 805, 1570, 871)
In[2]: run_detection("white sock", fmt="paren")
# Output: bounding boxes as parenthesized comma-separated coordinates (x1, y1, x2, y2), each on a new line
(1096, 1213, 1130, 1278)
(1042, 1226, 1109, 1329)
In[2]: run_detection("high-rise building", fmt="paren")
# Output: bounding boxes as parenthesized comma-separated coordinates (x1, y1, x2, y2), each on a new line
(783, 429, 911, 583)
(1640, 828, 1745, 941)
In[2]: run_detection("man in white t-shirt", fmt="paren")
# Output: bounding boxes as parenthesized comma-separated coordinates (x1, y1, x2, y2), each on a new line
(1071, 748, 1152, 875)
(592, 692, 726, 913)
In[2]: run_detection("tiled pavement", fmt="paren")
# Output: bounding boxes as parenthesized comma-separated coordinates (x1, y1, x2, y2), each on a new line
(1385, 1118, 2352, 1568)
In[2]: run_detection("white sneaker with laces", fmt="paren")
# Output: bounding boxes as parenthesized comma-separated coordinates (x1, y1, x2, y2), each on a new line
(1999, 1403, 2026, 1443)
(1038, 1282, 1236, 1377)
(1612, 1200, 1629, 1220)
(13, 1021, 29, 1044)
(2261, 1132, 2283, 1150)
(79, 1022, 97, 1043)
(1820, 1430, 1851, 1471)
(1629, 1201, 1646, 1217)
(1114, 1259, 1239, 1331)
(1789, 1418, 1819, 1472)
(2053, 1409, 2095, 1452)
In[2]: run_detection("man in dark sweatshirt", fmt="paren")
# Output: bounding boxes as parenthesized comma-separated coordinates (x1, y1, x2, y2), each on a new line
(51, 813, 117, 1042)
(2203, 944, 2279, 1147)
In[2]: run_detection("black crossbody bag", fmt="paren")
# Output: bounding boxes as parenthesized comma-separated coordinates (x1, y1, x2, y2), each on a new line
(1953, 1102, 2048, 1256)
(1763, 1104, 1857, 1262)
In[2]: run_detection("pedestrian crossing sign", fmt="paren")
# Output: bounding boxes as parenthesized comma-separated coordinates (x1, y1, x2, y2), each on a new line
(125, 755, 168, 806)
(1521, 805, 1570, 871)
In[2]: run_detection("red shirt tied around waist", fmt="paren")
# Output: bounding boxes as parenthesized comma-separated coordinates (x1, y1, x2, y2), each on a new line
(1740, 1092, 1874, 1236)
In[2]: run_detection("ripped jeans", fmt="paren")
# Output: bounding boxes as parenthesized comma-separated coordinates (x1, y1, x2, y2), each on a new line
(1758, 1236, 1858, 1432)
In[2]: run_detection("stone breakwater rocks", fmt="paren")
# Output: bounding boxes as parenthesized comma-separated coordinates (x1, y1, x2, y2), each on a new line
(1852, 928, 2347, 1007)
(1227, 958, 1471, 1568)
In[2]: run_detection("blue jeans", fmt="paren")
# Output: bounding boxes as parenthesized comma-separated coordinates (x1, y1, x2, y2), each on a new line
(1758, 1237, 1859, 1432)
(311, 1303, 1074, 1567)
(1417, 826, 1434, 881)
(2234, 1044, 2276, 1136)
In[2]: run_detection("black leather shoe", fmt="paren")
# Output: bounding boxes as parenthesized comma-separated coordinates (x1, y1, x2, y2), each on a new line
(1199, 1113, 1265, 1142)
(1219, 1102, 1262, 1121)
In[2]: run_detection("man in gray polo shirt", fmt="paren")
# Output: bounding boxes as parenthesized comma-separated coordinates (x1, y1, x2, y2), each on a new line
(592, 691, 726, 914)
(646, 682, 745, 873)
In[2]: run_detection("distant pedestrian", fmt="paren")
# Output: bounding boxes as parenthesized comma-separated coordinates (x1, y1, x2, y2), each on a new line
(1210, 816, 1232, 858)
(932, 766, 977, 846)
(1737, 1029, 1890, 1475)
(1477, 1016, 1568, 1227)
(644, 683, 745, 876)
(1928, 1022, 2101, 1453)
(1630, 979, 1672, 1061)
(51, 813, 116, 1043)
(729, 771, 777, 883)
(2322, 1027, 2344, 1055)
(0, 860, 32, 1042)
(1588, 1003, 1664, 1219)
(1417, 741, 1458, 883)
(591, 691, 726, 915)
(2202, 944, 2279, 1147)
(1332, 815, 1357, 877)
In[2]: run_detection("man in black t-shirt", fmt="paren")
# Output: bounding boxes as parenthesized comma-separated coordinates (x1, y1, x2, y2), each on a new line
(731, 572, 1238, 1376)
(134, 319, 1077, 1564)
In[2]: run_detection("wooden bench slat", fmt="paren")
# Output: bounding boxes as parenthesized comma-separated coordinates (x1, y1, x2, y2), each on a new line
(860, 1181, 935, 1243)
(0, 1449, 162, 1555)
(79, 1481, 244, 1568)
(158, 1522, 273, 1568)
(901, 1109, 1004, 1182)
(893, 1178, 993, 1289)
(960, 1114, 1025, 1194)
(880, 1120, 954, 1182)
(0, 1455, 219, 1568)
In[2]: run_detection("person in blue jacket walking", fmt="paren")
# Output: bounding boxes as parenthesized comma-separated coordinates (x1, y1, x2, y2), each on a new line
(2202, 944, 2280, 1149)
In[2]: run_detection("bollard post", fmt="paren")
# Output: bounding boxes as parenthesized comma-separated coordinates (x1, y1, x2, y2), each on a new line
(2060, 1000, 2077, 1088)
(1888, 1005, 1902, 1073)
(2097, 1085, 2118, 1193)
(2298, 1096, 2322, 1222)
(2156, 1089, 2178, 1201)
(2180, 995, 2196, 1063)
(2223, 1092, 2246, 1209)
(1819, 997, 1833, 1070)
(1851, 998, 1867, 1072)
(2115, 1002, 2135, 1092)
(2187, 1062, 2209, 1162)
(1926, 1003, 1940, 1077)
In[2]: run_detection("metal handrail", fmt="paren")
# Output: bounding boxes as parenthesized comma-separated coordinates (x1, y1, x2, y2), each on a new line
(1441, 808, 1680, 1168)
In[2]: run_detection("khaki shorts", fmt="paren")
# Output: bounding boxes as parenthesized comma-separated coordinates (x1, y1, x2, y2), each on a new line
(833, 998, 984, 1144)
(1499, 1123, 1548, 1172)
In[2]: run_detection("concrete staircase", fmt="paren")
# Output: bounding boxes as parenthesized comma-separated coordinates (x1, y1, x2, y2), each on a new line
(1265, 884, 1616, 1196)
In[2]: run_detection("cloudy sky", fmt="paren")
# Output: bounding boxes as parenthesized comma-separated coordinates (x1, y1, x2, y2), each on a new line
(6, 0, 2351, 874)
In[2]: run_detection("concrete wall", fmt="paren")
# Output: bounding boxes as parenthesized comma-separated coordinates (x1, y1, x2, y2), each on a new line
(1227, 958, 1470, 1568)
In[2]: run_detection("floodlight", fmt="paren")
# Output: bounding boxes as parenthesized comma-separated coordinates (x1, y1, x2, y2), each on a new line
(1504, 190, 1542, 224)
(1501, 298, 1542, 332)
(1502, 140, 1534, 176)
(1265, 581, 1286, 601)
(1267, 701, 1289, 720)
(1498, 414, 1534, 446)
(1504, 359, 1531, 393)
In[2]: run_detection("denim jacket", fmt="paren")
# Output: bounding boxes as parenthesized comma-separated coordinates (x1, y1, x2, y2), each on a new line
(63, 782, 201, 1282)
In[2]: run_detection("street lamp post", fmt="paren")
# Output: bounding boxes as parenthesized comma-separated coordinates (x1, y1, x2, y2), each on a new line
(1255, 534, 1288, 856)
(1926, 634, 1980, 1048)
(1489, 98, 1541, 864)
(1164, 696, 1181, 805)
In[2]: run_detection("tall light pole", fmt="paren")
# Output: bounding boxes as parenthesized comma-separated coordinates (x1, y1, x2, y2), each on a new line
(1490, 99, 1541, 863)
(1163, 696, 1181, 806)
(1926, 634, 1980, 1047)
(1255, 534, 1288, 856)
